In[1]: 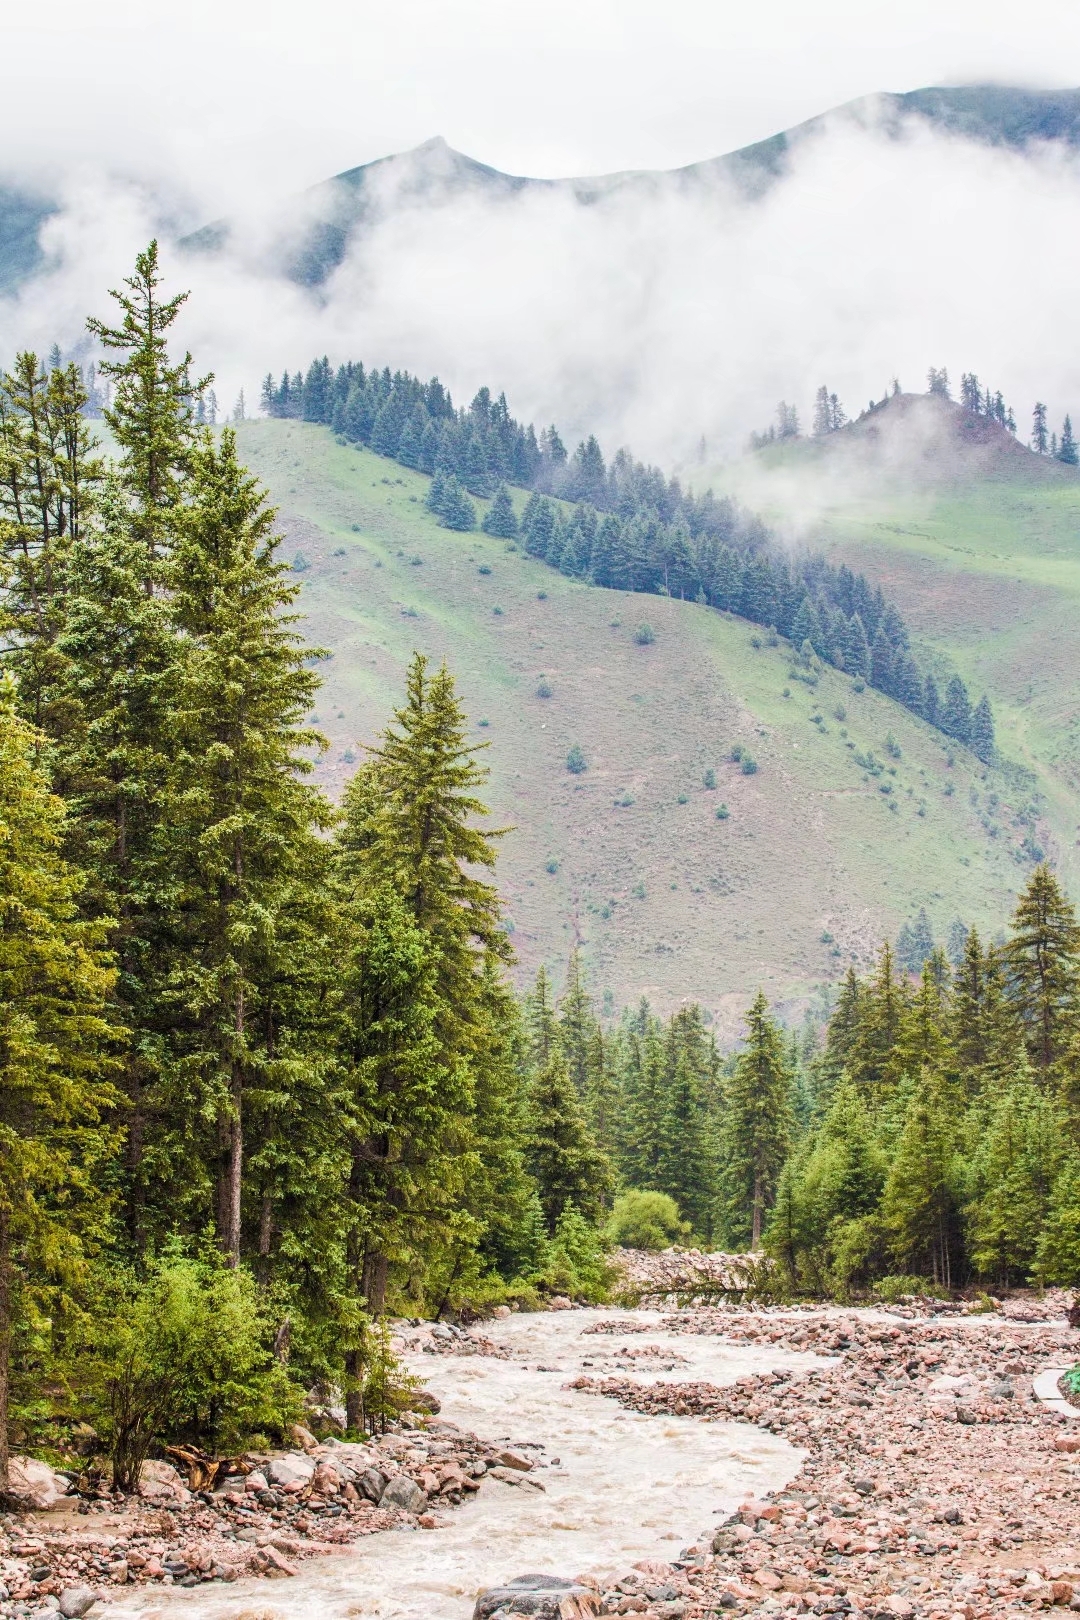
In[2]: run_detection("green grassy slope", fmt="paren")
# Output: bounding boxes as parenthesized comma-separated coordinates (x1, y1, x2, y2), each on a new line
(710, 393, 1080, 895)
(237, 418, 1038, 1029)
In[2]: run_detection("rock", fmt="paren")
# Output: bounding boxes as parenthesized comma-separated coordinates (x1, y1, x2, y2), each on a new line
(411, 1389, 442, 1414)
(380, 1473, 427, 1512)
(548, 1296, 573, 1311)
(7, 1456, 71, 1510)
(489, 1466, 545, 1490)
(492, 1305, 512, 1318)
(268, 1452, 316, 1487)
(289, 1424, 320, 1452)
(138, 1459, 190, 1500)
(1054, 1435, 1080, 1453)
(473, 1574, 601, 1619)
(358, 1466, 388, 1503)
(262, 1545, 298, 1578)
(244, 1469, 270, 1492)
(498, 1449, 534, 1471)
(955, 1405, 978, 1424)
(59, 1589, 97, 1618)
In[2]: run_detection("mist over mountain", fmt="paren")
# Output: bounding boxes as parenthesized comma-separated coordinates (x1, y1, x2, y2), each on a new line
(177, 84, 1080, 287)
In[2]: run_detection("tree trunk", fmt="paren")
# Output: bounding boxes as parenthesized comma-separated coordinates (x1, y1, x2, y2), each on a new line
(257, 1192, 273, 1288)
(344, 1348, 362, 1434)
(0, 1205, 11, 1492)
(361, 1251, 389, 1315)
(751, 1173, 763, 1251)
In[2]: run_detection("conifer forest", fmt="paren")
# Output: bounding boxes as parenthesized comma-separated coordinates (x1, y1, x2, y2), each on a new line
(1, 245, 1078, 1511)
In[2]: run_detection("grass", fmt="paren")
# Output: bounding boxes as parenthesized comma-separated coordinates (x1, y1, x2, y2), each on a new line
(709, 393, 1080, 899)
(233, 418, 1043, 1033)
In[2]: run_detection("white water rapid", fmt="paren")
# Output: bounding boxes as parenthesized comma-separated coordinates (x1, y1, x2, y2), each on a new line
(114, 1309, 828, 1620)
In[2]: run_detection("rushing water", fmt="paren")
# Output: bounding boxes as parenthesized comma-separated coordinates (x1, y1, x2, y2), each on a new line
(114, 1310, 827, 1620)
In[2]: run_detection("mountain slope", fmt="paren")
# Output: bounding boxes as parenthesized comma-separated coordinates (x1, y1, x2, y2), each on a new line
(236, 417, 1043, 1026)
(178, 85, 1080, 286)
(711, 391, 1080, 893)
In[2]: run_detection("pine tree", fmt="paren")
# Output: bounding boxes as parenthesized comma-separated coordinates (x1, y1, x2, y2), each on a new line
(527, 1052, 612, 1231)
(1006, 863, 1080, 1073)
(86, 240, 208, 563)
(337, 655, 509, 1308)
(1031, 402, 1049, 455)
(880, 1070, 960, 1288)
(165, 428, 331, 1263)
(1059, 415, 1078, 465)
(558, 949, 596, 1096)
(970, 695, 995, 763)
(481, 483, 519, 539)
(966, 1063, 1062, 1284)
(525, 965, 560, 1071)
(655, 1006, 717, 1238)
(716, 992, 793, 1249)
(438, 475, 476, 532)
(870, 626, 893, 692)
(940, 676, 973, 744)
(0, 687, 118, 1491)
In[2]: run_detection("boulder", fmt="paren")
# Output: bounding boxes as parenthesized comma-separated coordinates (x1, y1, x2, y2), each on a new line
(268, 1452, 316, 1488)
(7, 1456, 72, 1510)
(358, 1466, 388, 1503)
(380, 1473, 427, 1512)
(59, 1588, 98, 1618)
(138, 1459, 189, 1501)
(473, 1574, 601, 1619)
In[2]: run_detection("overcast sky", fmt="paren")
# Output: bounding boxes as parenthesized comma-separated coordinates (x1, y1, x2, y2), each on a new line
(7, 0, 1080, 204)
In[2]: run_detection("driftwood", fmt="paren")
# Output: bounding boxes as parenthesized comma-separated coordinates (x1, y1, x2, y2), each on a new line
(163, 1445, 250, 1492)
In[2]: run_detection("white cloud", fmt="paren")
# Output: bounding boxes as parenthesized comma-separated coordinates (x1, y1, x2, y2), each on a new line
(6, 104, 1080, 477)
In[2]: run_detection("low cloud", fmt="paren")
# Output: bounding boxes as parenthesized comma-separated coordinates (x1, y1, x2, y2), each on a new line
(5, 108, 1080, 474)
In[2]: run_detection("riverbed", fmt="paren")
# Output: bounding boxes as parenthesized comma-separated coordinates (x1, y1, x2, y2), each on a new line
(113, 1309, 828, 1620)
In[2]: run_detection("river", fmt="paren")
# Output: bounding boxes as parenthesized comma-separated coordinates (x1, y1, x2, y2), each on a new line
(113, 1309, 827, 1620)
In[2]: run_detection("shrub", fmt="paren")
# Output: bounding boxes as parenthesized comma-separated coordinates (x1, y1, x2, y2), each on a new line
(545, 858, 559, 874)
(631, 881, 646, 899)
(740, 755, 758, 775)
(76, 1250, 300, 1491)
(677, 791, 689, 804)
(291, 552, 310, 572)
(533, 1205, 614, 1302)
(749, 633, 762, 649)
(852, 677, 866, 693)
(730, 744, 744, 762)
(833, 704, 847, 721)
(885, 731, 901, 759)
(566, 745, 587, 775)
(535, 676, 553, 698)
(537, 590, 547, 600)
(332, 547, 346, 557)
(703, 767, 716, 789)
(716, 804, 730, 820)
(478, 564, 492, 575)
(607, 1190, 690, 1251)
(633, 622, 655, 645)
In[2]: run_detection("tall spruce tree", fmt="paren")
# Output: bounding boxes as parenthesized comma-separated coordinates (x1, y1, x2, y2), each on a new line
(717, 992, 793, 1248)
(1006, 863, 1080, 1074)
(527, 1051, 612, 1230)
(0, 688, 118, 1490)
(166, 428, 332, 1263)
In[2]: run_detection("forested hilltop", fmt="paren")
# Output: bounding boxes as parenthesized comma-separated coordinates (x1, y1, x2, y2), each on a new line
(1, 248, 1075, 1504)
(261, 360, 994, 760)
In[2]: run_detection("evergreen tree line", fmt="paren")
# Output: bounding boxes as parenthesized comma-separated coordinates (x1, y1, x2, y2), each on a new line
(763, 864, 1080, 1295)
(0, 249, 616, 1485)
(264, 359, 994, 759)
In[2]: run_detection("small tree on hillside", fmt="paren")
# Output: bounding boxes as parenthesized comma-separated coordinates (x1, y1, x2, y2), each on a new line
(1059, 415, 1078, 465)
(481, 484, 519, 539)
(1032, 402, 1049, 455)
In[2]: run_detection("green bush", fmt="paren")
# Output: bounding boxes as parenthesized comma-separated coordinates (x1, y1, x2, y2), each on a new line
(703, 767, 716, 789)
(740, 755, 758, 775)
(633, 622, 655, 645)
(532, 1205, 614, 1302)
(75, 1250, 300, 1490)
(607, 1190, 690, 1251)
(716, 803, 730, 820)
(566, 744, 587, 775)
(535, 676, 553, 698)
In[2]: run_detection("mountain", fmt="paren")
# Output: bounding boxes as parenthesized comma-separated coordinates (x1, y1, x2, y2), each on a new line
(176, 85, 1080, 286)
(229, 413, 1054, 1026)
(0, 185, 56, 296)
(710, 388, 1080, 897)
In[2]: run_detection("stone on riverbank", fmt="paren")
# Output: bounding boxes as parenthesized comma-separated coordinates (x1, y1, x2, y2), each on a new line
(474, 1573, 601, 1619)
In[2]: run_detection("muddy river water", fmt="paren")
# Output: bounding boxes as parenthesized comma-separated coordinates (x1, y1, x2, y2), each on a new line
(113, 1310, 827, 1620)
